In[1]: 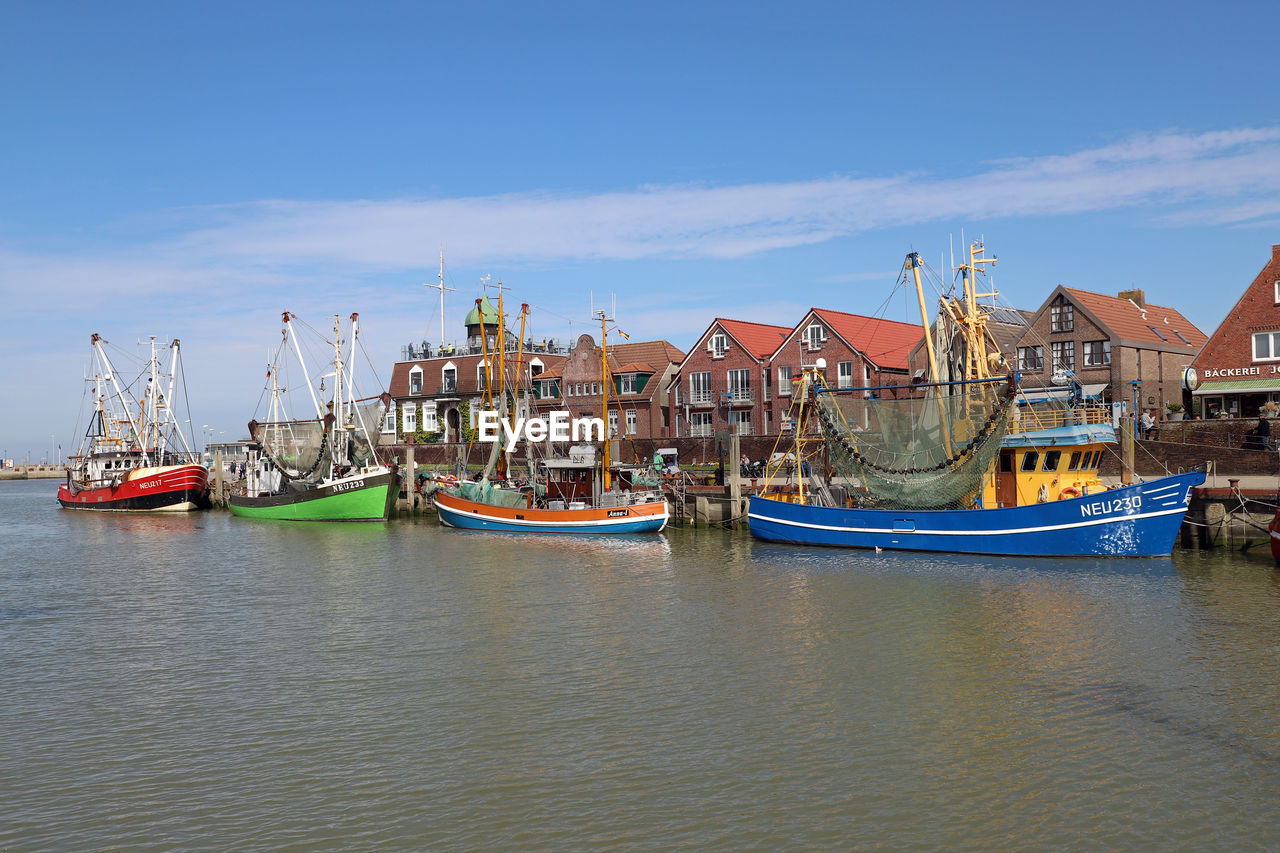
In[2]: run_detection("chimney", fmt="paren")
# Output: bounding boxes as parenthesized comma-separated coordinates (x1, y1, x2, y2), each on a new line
(1119, 288, 1146, 308)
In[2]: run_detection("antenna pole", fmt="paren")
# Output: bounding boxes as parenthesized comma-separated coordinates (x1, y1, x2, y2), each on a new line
(425, 248, 456, 353)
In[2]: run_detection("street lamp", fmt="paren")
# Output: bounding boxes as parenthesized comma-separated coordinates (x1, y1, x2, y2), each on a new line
(1130, 380, 1140, 419)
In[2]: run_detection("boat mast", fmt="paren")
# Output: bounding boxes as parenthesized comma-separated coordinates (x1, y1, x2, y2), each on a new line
(477, 297, 493, 413)
(92, 333, 143, 454)
(596, 309, 612, 491)
(161, 337, 196, 460)
(910, 253, 941, 384)
(284, 312, 324, 419)
(954, 240, 998, 381)
(332, 313, 344, 466)
(908, 253, 954, 456)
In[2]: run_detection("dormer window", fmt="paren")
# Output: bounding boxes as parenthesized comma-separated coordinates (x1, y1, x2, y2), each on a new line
(441, 362, 457, 393)
(710, 332, 728, 358)
(805, 323, 826, 350)
(409, 366, 423, 395)
(620, 374, 637, 394)
(1050, 295, 1074, 332)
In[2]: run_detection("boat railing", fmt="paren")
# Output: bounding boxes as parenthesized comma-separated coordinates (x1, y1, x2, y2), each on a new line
(1009, 404, 1111, 434)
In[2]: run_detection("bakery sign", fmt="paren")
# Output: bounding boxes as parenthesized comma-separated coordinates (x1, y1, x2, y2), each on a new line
(1200, 365, 1280, 378)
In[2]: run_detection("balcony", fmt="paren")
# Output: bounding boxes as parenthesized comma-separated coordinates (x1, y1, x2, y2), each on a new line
(688, 391, 714, 407)
(722, 390, 753, 407)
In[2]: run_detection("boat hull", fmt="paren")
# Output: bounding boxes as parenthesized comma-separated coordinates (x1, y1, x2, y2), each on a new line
(748, 471, 1204, 557)
(228, 470, 397, 522)
(57, 464, 210, 512)
(435, 490, 669, 534)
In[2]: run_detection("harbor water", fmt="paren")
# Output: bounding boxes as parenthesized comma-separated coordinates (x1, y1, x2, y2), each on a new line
(3, 478, 1280, 850)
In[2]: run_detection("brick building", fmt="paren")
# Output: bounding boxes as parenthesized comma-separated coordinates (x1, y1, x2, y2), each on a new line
(1012, 286, 1206, 413)
(1190, 243, 1280, 418)
(668, 311, 923, 437)
(387, 296, 567, 444)
(531, 334, 684, 439)
(769, 308, 922, 429)
(669, 318, 792, 437)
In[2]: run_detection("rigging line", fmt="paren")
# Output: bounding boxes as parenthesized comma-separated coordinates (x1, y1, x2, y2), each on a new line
(178, 346, 197, 457)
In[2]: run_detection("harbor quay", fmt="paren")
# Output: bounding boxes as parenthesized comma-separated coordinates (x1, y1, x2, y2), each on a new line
(338, 419, 1280, 550)
(0, 464, 68, 481)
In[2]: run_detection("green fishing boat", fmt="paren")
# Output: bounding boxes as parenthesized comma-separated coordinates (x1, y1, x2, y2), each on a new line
(229, 311, 399, 522)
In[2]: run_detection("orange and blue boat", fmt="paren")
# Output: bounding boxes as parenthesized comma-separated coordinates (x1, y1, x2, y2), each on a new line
(434, 447, 669, 534)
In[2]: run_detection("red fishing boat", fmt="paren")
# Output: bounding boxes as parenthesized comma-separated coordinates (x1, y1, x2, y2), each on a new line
(58, 334, 210, 512)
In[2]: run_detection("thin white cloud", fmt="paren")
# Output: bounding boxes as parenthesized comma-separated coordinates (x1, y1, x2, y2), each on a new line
(143, 126, 1280, 269)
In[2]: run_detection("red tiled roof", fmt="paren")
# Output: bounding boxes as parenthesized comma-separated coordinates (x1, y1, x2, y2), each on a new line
(613, 361, 655, 374)
(1063, 288, 1207, 349)
(810, 308, 924, 371)
(536, 367, 563, 379)
(716, 318, 792, 360)
(605, 339, 685, 370)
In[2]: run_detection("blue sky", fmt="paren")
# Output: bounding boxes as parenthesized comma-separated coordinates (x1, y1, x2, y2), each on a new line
(3, 0, 1279, 459)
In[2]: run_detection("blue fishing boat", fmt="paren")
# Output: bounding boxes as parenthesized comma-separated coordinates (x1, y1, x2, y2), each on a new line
(748, 473, 1199, 557)
(748, 244, 1203, 558)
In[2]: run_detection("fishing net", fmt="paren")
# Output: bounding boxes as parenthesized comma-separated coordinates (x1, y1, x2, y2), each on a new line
(253, 419, 327, 481)
(453, 479, 529, 508)
(344, 396, 387, 468)
(813, 378, 1016, 509)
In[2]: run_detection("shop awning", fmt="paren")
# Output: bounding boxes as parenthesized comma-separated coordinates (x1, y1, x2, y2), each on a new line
(1081, 383, 1109, 399)
(1193, 377, 1280, 395)
(1017, 383, 1109, 404)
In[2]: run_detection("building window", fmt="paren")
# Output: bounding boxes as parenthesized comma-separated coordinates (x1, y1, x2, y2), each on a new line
(690, 372, 712, 404)
(727, 368, 750, 400)
(608, 411, 618, 437)
(442, 365, 457, 393)
(1083, 340, 1111, 367)
(382, 402, 396, 434)
(625, 409, 637, 435)
(690, 411, 713, 437)
(1050, 295, 1074, 332)
(838, 361, 854, 389)
(1051, 340, 1075, 371)
(403, 402, 417, 433)
(728, 409, 752, 435)
(1274, 280, 1280, 304)
(710, 332, 728, 358)
(620, 374, 637, 394)
(420, 401, 438, 432)
(1017, 346, 1044, 371)
(1253, 331, 1280, 361)
(805, 323, 826, 350)
(409, 367, 423, 395)
(778, 365, 793, 396)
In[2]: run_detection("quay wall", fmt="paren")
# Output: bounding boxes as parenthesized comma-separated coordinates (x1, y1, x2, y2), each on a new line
(0, 465, 67, 481)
